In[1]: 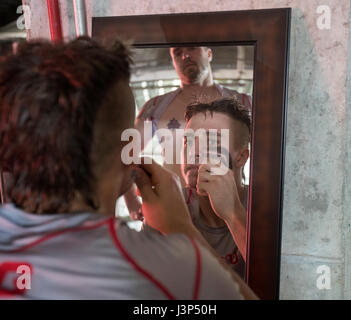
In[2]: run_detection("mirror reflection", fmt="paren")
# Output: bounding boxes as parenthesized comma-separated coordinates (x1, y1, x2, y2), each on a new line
(118, 45, 254, 279)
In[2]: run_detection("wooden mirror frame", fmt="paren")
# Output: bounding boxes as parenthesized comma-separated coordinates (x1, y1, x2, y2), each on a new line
(92, 8, 291, 300)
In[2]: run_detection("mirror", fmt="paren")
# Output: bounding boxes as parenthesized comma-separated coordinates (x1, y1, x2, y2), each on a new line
(124, 45, 254, 281)
(92, 8, 291, 299)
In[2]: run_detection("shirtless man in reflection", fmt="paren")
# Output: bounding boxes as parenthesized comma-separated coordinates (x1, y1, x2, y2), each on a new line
(181, 98, 251, 278)
(125, 46, 251, 218)
(136, 47, 251, 180)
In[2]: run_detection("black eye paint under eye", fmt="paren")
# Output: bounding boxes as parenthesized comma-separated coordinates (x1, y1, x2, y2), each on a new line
(208, 145, 233, 170)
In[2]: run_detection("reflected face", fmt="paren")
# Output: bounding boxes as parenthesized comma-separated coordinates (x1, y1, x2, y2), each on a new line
(170, 47, 212, 83)
(181, 112, 241, 189)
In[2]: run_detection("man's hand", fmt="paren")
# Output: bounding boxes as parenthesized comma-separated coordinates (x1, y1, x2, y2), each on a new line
(133, 158, 194, 235)
(196, 163, 243, 224)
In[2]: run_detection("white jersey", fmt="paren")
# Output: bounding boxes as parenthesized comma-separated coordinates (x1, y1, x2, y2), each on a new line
(0, 203, 243, 300)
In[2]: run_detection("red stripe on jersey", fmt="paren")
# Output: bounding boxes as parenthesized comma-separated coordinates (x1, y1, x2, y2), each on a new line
(9, 218, 112, 253)
(188, 237, 202, 300)
(108, 219, 175, 300)
(186, 189, 193, 204)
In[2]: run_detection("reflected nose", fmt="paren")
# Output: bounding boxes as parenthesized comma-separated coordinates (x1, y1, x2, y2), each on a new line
(186, 140, 206, 165)
(181, 50, 190, 60)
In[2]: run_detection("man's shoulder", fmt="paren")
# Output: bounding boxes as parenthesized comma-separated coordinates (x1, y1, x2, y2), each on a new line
(117, 221, 205, 273)
(216, 84, 252, 110)
(116, 222, 242, 299)
(117, 220, 193, 255)
(221, 86, 249, 99)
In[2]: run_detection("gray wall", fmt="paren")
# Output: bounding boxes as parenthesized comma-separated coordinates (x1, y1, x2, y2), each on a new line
(23, 0, 351, 299)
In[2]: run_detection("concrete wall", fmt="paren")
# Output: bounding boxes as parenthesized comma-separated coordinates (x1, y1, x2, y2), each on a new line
(23, 0, 351, 299)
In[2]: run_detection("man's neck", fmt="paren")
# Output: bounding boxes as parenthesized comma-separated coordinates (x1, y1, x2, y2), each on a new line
(181, 69, 215, 90)
(179, 82, 218, 104)
(181, 80, 214, 90)
(70, 165, 123, 217)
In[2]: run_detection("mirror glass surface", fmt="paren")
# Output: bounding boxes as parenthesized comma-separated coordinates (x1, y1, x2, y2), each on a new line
(117, 45, 254, 280)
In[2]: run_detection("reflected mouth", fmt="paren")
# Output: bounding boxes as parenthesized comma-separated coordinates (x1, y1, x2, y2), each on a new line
(183, 62, 196, 69)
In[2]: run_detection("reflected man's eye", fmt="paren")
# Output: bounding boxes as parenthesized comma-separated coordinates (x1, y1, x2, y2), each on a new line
(174, 49, 182, 57)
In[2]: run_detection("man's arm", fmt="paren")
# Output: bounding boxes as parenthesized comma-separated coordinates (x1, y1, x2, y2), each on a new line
(224, 202, 247, 261)
(196, 163, 247, 260)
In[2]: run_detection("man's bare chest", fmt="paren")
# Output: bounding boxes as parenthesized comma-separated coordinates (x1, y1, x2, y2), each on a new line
(157, 87, 222, 130)
(157, 98, 187, 130)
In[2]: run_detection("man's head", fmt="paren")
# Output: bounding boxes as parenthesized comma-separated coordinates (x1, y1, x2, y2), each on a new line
(0, 37, 135, 213)
(169, 46, 213, 85)
(182, 98, 251, 189)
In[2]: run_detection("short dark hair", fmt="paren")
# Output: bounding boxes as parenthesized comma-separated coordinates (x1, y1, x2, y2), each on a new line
(185, 98, 251, 147)
(0, 37, 132, 213)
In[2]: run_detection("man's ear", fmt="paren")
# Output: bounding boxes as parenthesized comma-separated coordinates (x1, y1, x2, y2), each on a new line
(169, 49, 176, 67)
(207, 48, 213, 63)
(234, 147, 249, 168)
